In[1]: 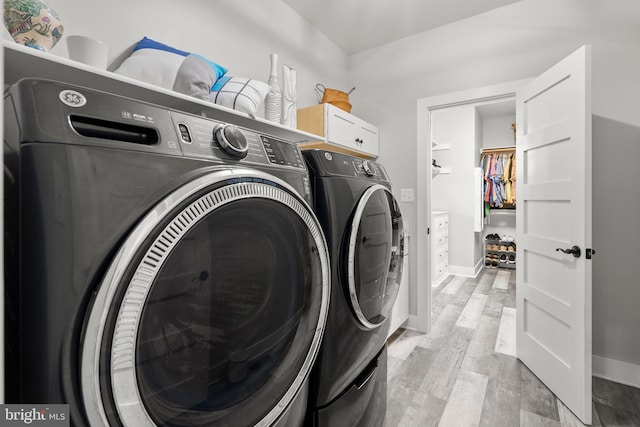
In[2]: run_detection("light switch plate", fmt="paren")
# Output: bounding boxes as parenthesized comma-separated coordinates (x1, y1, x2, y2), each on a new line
(400, 188, 415, 202)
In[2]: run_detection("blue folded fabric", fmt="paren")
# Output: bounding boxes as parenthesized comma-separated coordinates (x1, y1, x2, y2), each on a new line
(115, 37, 228, 100)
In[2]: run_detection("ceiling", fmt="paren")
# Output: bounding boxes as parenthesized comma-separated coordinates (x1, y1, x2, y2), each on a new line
(282, 0, 523, 55)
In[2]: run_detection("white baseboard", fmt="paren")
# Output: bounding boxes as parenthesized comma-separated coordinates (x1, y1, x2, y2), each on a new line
(592, 355, 640, 389)
(474, 258, 484, 277)
(449, 264, 480, 278)
(432, 273, 449, 288)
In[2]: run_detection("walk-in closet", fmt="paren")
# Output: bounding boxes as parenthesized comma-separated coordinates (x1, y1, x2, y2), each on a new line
(430, 97, 517, 283)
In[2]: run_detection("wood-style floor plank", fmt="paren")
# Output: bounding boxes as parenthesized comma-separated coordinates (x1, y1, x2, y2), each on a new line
(557, 400, 602, 427)
(437, 369, 488, 427)
(494, 306, 516, 357)
(388, 329, 427, 361)
(441, 275, 466, 295)
(461, 314, 501, 376)
(592, 376, 640, 426)
(384, 270, 640, 427)
(520, 409, 562, 426)
(472, 269, 496, 296)
(418, 303, 465, 351)
(416, 326, 474, 401)
(455, 293, 488, 330)
(493, 270, 511, 290)
(479, 352, 522, 427)
(395, 391, 446, 427)
(520, 362, 561, 421)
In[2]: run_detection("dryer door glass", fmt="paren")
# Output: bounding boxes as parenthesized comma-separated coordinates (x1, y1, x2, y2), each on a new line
(82, 172, 329, 427)
(347, 185, 403, 330)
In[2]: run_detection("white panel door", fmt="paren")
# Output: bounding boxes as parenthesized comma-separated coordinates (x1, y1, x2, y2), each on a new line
(516, 45, 592, 424)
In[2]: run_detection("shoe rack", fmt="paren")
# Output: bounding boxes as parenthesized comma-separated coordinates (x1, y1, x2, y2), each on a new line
(484, 234, 516, 269)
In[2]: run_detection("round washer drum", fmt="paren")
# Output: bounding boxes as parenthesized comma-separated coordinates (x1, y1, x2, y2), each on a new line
(82, 170, 329, 427)
(346, 182, 403, 330)
(4, 79, 330, 427)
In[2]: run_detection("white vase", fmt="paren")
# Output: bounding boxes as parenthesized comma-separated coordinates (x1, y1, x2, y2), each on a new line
(282, 64, 297, 128)
(265, 53, 281, 123)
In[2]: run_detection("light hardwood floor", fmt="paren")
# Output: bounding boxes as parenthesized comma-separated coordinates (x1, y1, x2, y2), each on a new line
(385, 269, 640, 427)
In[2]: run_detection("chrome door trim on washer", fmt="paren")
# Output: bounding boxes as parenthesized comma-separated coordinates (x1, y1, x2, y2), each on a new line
(347, 184, 403, 330)
(81, 168, 330, 427)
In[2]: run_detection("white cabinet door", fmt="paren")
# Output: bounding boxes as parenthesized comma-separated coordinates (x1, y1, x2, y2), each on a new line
(516, 45, 592, 424)
(357, 119, 379, 157)
(326, 104, 358, 148)
(325, 104, 379, 157)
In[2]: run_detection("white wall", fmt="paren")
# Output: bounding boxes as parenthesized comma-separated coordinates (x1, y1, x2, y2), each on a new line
(348, 0, 640, 369)
(432, 106, 481, 275)
(482, 115, 515, 149)
(22, 0, 352, 114)
(592, 116, 640, 369)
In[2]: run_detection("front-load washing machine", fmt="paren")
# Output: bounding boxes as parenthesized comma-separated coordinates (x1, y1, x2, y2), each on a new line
(302, 150, 404, 427)
(4, 78, 330, 427)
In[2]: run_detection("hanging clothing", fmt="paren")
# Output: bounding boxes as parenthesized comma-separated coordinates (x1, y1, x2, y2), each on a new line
(480, 150, 516, 208)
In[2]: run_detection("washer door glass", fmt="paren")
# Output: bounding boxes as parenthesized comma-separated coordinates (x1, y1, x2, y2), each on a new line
(82, 171, 329, 427)
(347, 184, 403, 330)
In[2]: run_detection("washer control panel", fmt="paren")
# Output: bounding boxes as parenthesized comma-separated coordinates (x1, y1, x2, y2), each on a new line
(170, 111, 304, 169)
(351, 158, 387, 181)
(212, 124, 249, 158)
(306, 150, 389, 182)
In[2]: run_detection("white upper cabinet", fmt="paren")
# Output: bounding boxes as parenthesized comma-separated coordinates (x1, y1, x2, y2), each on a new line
(297, 103, 379, 159)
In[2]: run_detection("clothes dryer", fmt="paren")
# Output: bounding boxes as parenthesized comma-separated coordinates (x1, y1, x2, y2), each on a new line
(4, 79, 330, 427)
(302, 150, 404, 427)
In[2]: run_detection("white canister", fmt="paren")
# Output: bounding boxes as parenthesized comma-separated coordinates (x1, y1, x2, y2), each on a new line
(66, 35, 109, 69)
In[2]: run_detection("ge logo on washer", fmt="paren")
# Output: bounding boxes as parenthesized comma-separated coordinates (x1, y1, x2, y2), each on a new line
(59, 90, 87, 107)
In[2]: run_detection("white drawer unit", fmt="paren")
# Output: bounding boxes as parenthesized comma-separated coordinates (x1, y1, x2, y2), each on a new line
(431, 211, 449, 286)
(297, 103, 379, 159)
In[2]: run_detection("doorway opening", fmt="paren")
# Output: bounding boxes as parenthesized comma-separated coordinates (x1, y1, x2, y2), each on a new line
(415, 79, 527, 334)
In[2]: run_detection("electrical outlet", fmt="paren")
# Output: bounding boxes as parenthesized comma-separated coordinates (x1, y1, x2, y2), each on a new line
(400, 188, 415, 202)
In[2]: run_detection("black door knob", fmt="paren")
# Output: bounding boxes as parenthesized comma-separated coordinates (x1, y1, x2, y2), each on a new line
(556, 245, 581, 258)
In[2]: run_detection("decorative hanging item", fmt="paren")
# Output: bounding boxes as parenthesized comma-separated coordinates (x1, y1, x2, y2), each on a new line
(4, 0, 64, 52)
(281, 64, 297, 128)
(264, 52, 282, 123)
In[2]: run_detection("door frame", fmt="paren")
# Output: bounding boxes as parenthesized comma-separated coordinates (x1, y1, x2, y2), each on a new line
(414, 79, 529, 333)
